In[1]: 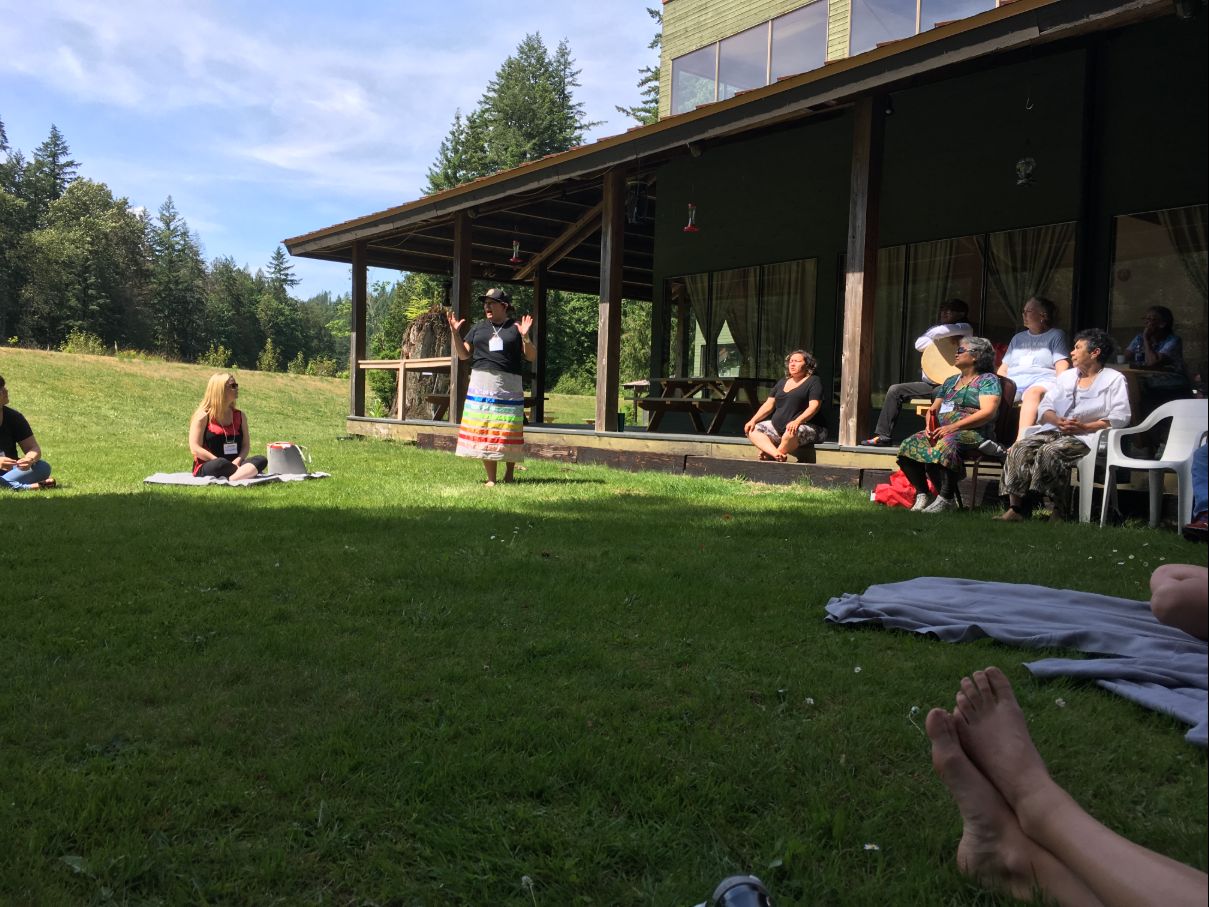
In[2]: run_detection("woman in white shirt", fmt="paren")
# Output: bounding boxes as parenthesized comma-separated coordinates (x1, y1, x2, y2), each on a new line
(996, 328, 1131, 522)
(997, 297, 1071, 444)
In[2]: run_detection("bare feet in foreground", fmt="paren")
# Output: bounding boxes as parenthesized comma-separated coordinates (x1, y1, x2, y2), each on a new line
(952, 667, 1056, 826)
(926, 707, 1048, 900)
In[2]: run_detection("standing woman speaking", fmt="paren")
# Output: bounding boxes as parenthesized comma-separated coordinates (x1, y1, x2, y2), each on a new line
(447, 288, 536, 486)
(189, 373, 268, 480)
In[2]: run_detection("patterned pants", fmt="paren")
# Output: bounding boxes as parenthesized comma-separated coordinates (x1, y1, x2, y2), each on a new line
(1002, 434, 1090, 503)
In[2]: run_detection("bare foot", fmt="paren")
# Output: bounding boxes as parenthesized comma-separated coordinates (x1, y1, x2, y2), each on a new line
(953, 668, 1057, 825)
(484, 480, 496, 488)
(926, 708, 1046, 900)
(773, 452, 788, 462)
(995, 508, 1026, 522)
(758, 452, 772, 461)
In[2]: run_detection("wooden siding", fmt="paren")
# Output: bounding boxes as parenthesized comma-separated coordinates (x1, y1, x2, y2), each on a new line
(660, 0, 817, 118)
(826, 0, 851, 62)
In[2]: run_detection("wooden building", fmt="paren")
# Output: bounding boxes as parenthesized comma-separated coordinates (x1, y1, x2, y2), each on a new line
(284, 0, 1207, 482)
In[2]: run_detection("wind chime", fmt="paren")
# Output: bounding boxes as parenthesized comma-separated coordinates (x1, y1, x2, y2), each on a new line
(508, 237, 523, 265)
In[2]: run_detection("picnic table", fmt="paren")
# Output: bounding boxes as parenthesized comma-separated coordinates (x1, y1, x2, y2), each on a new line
(638, 376, 775, 434)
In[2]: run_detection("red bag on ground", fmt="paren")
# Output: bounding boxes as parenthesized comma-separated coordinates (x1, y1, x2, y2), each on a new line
(873, 468, 934, 508)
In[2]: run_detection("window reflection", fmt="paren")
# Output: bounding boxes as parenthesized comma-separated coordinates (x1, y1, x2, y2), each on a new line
(771, 3, 827, 82)
(671, 45, 717, 115)
(718, 25, 769, 101)
(850, 0, 917, 54)
(920, 0, 994, 29)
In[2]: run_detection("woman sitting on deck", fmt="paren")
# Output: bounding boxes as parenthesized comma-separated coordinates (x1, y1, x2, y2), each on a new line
(743, 350, 826, 461)
(897, 337, 1001, 513)
(997, 329, 1130, 522)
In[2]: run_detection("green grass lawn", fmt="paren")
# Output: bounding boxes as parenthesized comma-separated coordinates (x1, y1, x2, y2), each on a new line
(2, 348, 1205, 906)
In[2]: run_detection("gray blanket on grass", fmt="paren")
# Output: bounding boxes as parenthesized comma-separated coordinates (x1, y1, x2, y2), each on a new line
(824, 577, 1208, 747)
(144, 471, 330, 486)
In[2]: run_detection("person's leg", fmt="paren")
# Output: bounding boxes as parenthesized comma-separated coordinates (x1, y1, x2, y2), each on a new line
(926, 708, 1105, 906)
(503, 461, 516, 483)
(1190, 445, 1207, 520)
(872, 381, 934, 441)
(897, 456, 935, 510)
(1, 460, 52, 489)
(954, 667, 1209, 907)
(1028, 437, 1088, 521)
(482, 460, 498, 486)
(1015, 385, 1047, 442)
(1149, 564, 1209, 640)
(999, 437, 1046, 519)
(776, 433, 800, 461)
(748, 422, 783, 460)
(196, 458, 237, 479)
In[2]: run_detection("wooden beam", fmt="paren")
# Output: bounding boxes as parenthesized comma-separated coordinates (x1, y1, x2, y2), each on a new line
(838, 96, 885, 447)
(450, 211, 472, 424)
(513, 201, 604, 281)
(350, 240, 368, 417)
(533, 266, 549, 425)
(595, 169, 625, 431)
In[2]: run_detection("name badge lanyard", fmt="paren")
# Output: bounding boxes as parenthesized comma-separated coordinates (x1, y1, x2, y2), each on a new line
(218, 415, 240, 456)
(488, 324, 505, 352)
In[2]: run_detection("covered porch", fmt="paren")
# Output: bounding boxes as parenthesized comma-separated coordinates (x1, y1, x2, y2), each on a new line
(285, 0, 1206, 477)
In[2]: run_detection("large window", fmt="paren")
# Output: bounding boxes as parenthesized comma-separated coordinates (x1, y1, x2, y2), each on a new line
(850, 0, 997, 55)
(663, 259, 817, 378)
(868, 222, 1076, 397)
(1110, 205, 1208, 386)
(671, 45, 717, 115)
(718, 25, 768, 101)
(771, 3, 828, 82)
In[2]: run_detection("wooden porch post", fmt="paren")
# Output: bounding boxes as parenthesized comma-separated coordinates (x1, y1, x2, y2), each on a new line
(449, 211, 472, 423)
(595, 168, 625, 431)
(533, 265, 549, 425)
(349, 240, 368, 417)
(839, 96, 885, 447)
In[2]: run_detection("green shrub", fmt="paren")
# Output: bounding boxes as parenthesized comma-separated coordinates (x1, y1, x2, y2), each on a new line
(551, 364, 596, 395)
(198, 344, 232, 368)
(59, 330, 109, 356)
(307, 357, 340, 378)
(287, 351, 308, 374)
(257, 338, 282, 372)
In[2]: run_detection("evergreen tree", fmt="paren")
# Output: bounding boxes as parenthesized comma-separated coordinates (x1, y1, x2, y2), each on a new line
(20, 179, 148, 347)
(147, 196, 206, 358)
(426, 34, 597, 192)
(616, 8, 662, 126)
(205, 256, 263, 367)
(266, 245, 299, 294)
(23, 124, 79, 227)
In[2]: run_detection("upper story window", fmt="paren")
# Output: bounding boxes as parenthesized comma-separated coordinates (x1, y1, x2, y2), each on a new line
(850, 0, 997, 55)
(670, 1, 827, 115)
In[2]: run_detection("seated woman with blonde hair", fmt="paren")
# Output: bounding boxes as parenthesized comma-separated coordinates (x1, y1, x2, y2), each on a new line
(744, 350, 827, 461)
(189, 373, 267, 480)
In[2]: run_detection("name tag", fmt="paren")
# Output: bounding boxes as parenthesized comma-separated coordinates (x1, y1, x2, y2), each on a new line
(939, 402, 955, 414)
(1016, 352, 1036, 367)
(488, 335, 504, 352)
(223, 441, 238, 456)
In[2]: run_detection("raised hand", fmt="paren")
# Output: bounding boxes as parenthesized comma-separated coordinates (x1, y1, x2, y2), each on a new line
(447, 312, 466, 333)
(518, 314, 534, 337)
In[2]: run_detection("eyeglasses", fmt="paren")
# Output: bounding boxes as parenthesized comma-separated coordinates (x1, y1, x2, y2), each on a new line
(956, 347, 971, 354)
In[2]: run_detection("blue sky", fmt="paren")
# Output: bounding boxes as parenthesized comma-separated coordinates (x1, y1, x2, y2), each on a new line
(0, 0, 658, 299)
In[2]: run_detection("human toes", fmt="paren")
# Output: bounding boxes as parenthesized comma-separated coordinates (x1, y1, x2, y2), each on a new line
(982, 667, 1018, 707)
(959, 675, 986, 712)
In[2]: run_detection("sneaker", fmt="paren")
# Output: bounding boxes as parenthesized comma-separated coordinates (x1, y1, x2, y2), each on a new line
(1183, 513, 1208, 543)
(922, 495, 957, 514)
(977, 439, 1007, 459)
(861, 435, 891, 446)
(910, 493, 933, 512)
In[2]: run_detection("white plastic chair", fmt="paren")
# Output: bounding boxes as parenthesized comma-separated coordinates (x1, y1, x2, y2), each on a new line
(1099, 399, 1208, 529)
(1072, 429, 1107, 523)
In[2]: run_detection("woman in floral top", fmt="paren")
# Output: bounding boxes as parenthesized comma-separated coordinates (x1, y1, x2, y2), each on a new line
(896, 336, 1002, 513)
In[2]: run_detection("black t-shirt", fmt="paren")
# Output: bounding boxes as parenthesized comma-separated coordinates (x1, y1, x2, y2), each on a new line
(465, 318, 525, 375)
(769, 375, 823, 434)
(1, 406, 34, 458)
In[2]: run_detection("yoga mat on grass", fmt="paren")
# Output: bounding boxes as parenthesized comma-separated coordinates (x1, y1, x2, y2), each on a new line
(824, 576, 1208, 747)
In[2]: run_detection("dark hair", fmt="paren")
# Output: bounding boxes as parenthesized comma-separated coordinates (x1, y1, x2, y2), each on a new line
(1147, 305, 1174, 331)
(0, 374, 5, 389)
(1028, 296, 1057, 324)
(1073, 328, 1115, 364)
(961, 337, 997, 374)
(784, 349, 817, 374)
(940, 298, 969, 316)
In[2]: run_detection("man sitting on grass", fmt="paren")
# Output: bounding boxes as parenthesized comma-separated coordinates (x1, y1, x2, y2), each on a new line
(0, 374, 55, 491)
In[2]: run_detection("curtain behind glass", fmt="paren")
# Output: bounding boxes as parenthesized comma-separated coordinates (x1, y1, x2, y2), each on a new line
(713, 267, 759, 375)
(1158, 204, 1209, 303)
(760, 260, 816, 377)
(983, 222, 1076, 339)
(871, 246, 908, 396)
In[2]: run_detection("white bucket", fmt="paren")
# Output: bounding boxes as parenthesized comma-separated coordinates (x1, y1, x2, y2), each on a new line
(267, 442, 308, 475)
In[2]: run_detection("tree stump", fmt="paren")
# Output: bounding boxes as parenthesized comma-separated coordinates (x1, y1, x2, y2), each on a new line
(400, 309, 451, 419)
